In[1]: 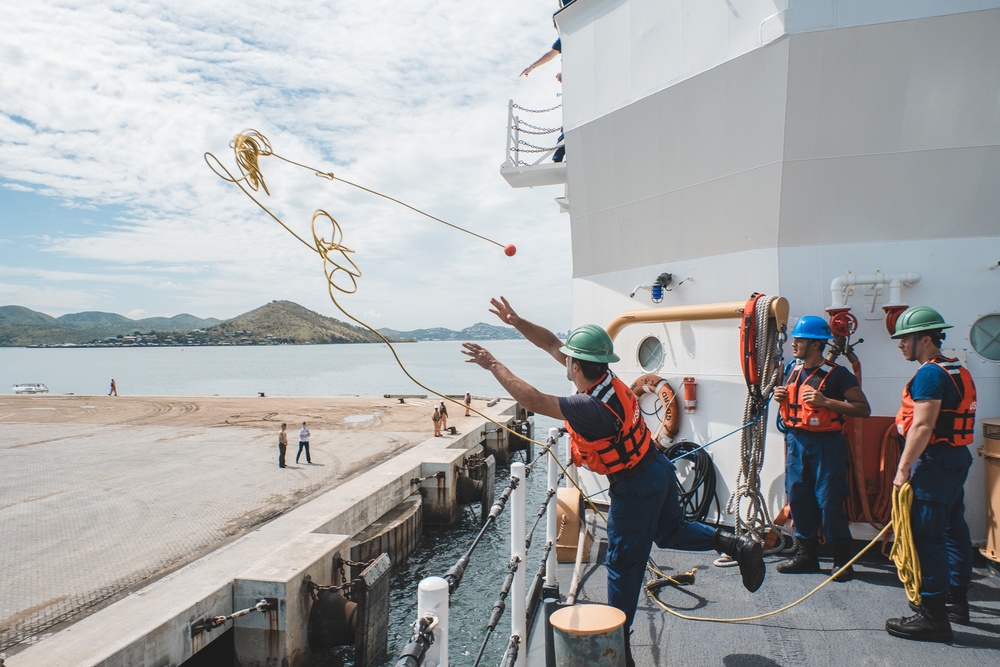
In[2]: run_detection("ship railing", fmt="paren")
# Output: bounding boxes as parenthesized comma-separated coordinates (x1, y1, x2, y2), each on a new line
(504, 99, 563, 167)
(397, 427, 564, 667)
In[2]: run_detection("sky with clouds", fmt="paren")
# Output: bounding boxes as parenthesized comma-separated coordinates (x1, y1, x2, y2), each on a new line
(0, 1, 571, 332)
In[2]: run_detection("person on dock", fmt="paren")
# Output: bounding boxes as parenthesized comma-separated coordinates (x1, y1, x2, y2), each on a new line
(439, 401, 448, 431)
(278, 423, 288, 468)
(109, 378, 117, 396)
(432, 407, 442, 437)
(296, 421, 312, 464)
(463, 296, 765, 667)
(465, 392, 472, 416)
(885, 307, 977, 643)
(772, 315, 870, 581)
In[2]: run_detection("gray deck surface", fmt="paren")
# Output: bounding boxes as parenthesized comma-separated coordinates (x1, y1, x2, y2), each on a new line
(529, 520, 1000, 667)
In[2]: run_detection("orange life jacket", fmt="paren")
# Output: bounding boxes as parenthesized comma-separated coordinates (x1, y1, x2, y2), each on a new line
(565, 372, 652, 475)
(778, 362, 847, 433)
(895, 356, 977, 446)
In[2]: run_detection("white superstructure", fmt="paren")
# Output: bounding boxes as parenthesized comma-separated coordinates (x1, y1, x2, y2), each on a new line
(511, 0, 1000, 541)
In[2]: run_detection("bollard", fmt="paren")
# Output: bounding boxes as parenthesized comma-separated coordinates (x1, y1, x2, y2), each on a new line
(511, 462, 527, 667)
(545, 428, 560, 590)
(417, 577, 449, 667)
(549, 604, 626, 667)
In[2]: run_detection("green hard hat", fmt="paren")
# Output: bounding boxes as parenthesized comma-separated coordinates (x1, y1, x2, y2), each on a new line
(559, 324, 620, 363)
(891, 306, 953, 339)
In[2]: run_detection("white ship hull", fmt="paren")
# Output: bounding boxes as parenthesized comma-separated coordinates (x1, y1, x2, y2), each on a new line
(544, 1, 1000, 542)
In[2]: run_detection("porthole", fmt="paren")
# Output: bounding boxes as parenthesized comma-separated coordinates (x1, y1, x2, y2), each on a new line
(970, 314, 1000, 361)
(637, 336, 664, 372)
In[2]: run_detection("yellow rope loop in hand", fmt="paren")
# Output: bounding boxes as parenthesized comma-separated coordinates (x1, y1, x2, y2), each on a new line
(232, 130, 273, 195)
(890, 482, 922, 605)
(312, 210, 361, 295)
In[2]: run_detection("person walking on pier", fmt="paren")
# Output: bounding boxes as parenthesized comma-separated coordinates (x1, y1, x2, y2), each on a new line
(278, 423, 288, 468)
(109, 378, 117, 396)
(296, 421, 312, 464)
(464, 296, 765, 667)
(465, 392, 472, 416)
(885, 307, 977, 643)
(439, 401, 448, 431)
(432, 407, 442, 437)
(772, 315, 870, 581)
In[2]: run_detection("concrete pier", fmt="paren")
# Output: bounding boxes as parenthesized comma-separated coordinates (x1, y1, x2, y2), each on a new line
(0, 394, 520, 667)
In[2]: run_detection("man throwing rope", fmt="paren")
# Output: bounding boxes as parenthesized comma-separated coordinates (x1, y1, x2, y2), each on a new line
(885, 306, 977, 642)
(463, 297, 765, 667)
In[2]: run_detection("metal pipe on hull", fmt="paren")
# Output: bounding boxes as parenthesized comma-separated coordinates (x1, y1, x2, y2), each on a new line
(605, 298, 789, 341)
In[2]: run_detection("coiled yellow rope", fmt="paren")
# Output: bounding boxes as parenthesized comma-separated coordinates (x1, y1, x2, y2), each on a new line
(649, 482, 920, 622)
(890, 482, 922, 605)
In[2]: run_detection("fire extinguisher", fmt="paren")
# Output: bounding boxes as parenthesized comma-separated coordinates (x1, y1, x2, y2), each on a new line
(682, 377, 697, 413)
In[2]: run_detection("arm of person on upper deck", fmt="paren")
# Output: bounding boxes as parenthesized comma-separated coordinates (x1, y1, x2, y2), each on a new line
(462, 342, 564, 420)
(489, 296, 567, 365)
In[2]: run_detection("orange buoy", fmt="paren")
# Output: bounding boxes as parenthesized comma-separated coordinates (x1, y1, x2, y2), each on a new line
(629, 374, 680, 442)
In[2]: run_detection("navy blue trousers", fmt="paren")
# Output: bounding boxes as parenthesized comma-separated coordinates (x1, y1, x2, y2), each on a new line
(908, 443, 973, 598)
(784, 429, 851, 544)
(606, 450, 716, 631)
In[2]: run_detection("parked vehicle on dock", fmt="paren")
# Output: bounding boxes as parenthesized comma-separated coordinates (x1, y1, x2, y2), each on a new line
(12, 383, 49, 394)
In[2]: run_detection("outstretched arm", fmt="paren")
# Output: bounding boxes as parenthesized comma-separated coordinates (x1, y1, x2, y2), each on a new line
(520, 48, 559, 77)
(489, 296, 567, 365)
(462, 342, 564, 420)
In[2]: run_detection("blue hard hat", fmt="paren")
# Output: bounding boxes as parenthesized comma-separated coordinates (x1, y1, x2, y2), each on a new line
(791, 315, 832, 340)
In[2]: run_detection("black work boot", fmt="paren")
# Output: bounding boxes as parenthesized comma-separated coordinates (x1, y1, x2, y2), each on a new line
(712, 529, 765, 592)
(886, 596, 953, 643)
(831, 541, 855, 582)
(776, 538, 820, 574)
(946, 586, 970, 625)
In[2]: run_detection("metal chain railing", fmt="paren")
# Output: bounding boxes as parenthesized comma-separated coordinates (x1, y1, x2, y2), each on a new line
(506, 99, 564, 167)
(444, 475, 519, 594)
(470, 556, 521, 667)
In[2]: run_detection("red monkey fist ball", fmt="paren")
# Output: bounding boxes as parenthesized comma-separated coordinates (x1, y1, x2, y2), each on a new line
(504, 244, 517, 257)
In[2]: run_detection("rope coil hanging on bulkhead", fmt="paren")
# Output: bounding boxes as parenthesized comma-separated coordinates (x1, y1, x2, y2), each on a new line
(727, 294, 783, 541)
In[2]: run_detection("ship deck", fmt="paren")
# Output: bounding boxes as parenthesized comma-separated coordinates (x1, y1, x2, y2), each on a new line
(528, 518, 1000, 666)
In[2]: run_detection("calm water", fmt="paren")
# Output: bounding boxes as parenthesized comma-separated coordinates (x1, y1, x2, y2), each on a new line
(0, 340, 568, 399)
(1, 341, 568, 666)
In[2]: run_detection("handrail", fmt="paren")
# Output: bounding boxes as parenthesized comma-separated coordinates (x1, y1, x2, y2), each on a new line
(605, 298, 789, 341)
(399, 430, 565, 667)
(505, 98, 563, 168)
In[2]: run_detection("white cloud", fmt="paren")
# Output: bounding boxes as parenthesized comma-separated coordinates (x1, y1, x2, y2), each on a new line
(0, 0, 571, 330)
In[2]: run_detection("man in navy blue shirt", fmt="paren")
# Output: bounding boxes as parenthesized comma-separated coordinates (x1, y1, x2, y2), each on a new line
(886, 307, 977, 643)
(463, 297, 764, 666)
(772, 315, 870, 580)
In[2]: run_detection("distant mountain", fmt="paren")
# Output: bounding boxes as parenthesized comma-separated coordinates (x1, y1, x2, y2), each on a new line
(56, 311, 133, 327)
(0, 305, 62, 328)
(378, 322, 522, 341)
(0, 305, 224, 346)
(0, 302, 523, 347)
(207, 300, 400, 345)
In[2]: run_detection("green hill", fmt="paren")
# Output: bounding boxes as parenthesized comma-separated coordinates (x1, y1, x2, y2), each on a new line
(207, 300, 403, 344)
(0, 306, 62, 328)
